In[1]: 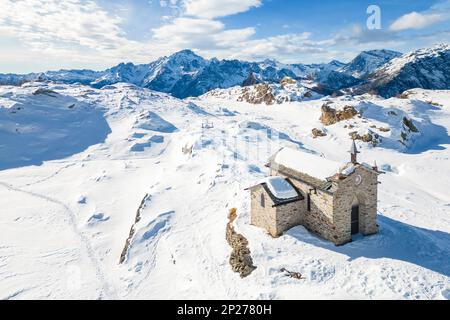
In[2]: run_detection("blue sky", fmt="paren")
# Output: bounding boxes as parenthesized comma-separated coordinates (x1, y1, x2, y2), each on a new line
(0, 0, 449, 73)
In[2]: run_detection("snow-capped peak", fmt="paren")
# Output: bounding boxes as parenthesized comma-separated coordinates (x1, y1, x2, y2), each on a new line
(355, 43, 450, 97)
(340, 49, 402, 78)
(1, 44, 449, 99)
(166, 49, 205, 63)
(381, 43, 450, 75)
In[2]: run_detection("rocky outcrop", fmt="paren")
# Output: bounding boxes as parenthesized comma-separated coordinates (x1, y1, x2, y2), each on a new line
(349, 131, 373, 142)
(280, 76, 296, 87)
(399, 117, 420, 146)
(119, 194, 150, 264)
(226, 208, 256, 278)
(402, 117, 419, 133)
(238, 83, 275, 105)
(320, 104, 358, 125)
(242, 72, 258, 87)
(204, 81, 321, 104)
(312, 128, 327, 138)
(349, 130, 381, 146)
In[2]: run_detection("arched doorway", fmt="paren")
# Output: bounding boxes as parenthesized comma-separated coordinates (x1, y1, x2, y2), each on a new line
(351, 197, 360, 235)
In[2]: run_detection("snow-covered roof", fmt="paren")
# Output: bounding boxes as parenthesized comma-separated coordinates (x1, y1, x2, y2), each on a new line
(262, 177, 298, 200)
(271, 148, 341, 181)
(340, 164, 356, 176)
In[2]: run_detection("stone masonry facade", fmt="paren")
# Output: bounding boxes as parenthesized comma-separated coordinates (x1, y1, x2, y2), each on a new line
(250, 158, 379, 245)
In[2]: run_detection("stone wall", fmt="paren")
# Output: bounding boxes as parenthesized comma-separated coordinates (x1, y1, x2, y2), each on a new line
(250, 186, 278, 236)
(333, 165, 379, 245)
(302, 189, 336, 243)
(275, 201, 303, 236)
(274, 172, 337, 243)
(251, 164, 378, 246)
(226, 208, 256, 278)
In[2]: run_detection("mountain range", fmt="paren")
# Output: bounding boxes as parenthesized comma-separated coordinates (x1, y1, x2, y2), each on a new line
(0, 44, 449, 98)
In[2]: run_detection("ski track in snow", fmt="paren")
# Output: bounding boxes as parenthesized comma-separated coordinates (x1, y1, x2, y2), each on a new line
(0, 181, 118, 299)
(0, 82, 449, 299)
(18, 163, 78, 188)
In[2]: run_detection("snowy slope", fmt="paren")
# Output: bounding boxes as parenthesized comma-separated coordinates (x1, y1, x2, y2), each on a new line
(203, 79, 322, 104)
(0, 82, 449, 300)
(361, 44, 450, 97)
(340, 50, 402, 78)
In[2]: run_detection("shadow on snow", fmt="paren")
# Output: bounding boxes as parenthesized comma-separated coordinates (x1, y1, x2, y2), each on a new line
(287, 215, 450, 277)
(359, 100, 450, 154)
(0, 92, 111, 170)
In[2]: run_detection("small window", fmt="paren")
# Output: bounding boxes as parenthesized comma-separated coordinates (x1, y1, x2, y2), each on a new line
(260, 193, 265, 208)
(307, 194, 311, 212)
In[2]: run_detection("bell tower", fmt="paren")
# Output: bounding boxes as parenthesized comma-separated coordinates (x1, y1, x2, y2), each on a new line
(349, 140, 360, 164)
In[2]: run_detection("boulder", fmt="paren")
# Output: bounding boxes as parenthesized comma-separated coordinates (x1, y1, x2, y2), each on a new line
(312, 128, 327, 138)
(320, 104, 358, 125)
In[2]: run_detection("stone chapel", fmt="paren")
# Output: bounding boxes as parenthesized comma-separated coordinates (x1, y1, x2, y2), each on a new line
(247, 141, 380, 245)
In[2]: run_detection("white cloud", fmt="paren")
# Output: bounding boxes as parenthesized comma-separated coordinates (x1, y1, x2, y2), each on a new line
(0, 0, 170, 70)
(228, 33, 318, 59)
(154, 18, 224, 38)
(182, 0, 261, 19)
(2, 0, 447, 73)
(0, 0, 339, 70)
(0, 0, 123, 50)
(150, 0, 329, 62)
(0, 0, 267, 72)
(159, 0, 179, 9)
(152, 17, 256, 51)
(390, 12, 445, 31)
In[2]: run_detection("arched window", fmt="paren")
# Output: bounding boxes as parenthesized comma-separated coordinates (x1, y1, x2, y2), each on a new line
(260, 193, 265, 208)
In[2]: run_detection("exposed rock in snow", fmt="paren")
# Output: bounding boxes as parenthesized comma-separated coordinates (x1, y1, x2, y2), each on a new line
(226, 208, 256, 278)
(349, 130, 380, 146)
(204, 81, 321, 105)
(280, 76, 297, 87)
(312, 128, 327, 138)
(320, 104, 359, 125)
(238, 84, 276, 105)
